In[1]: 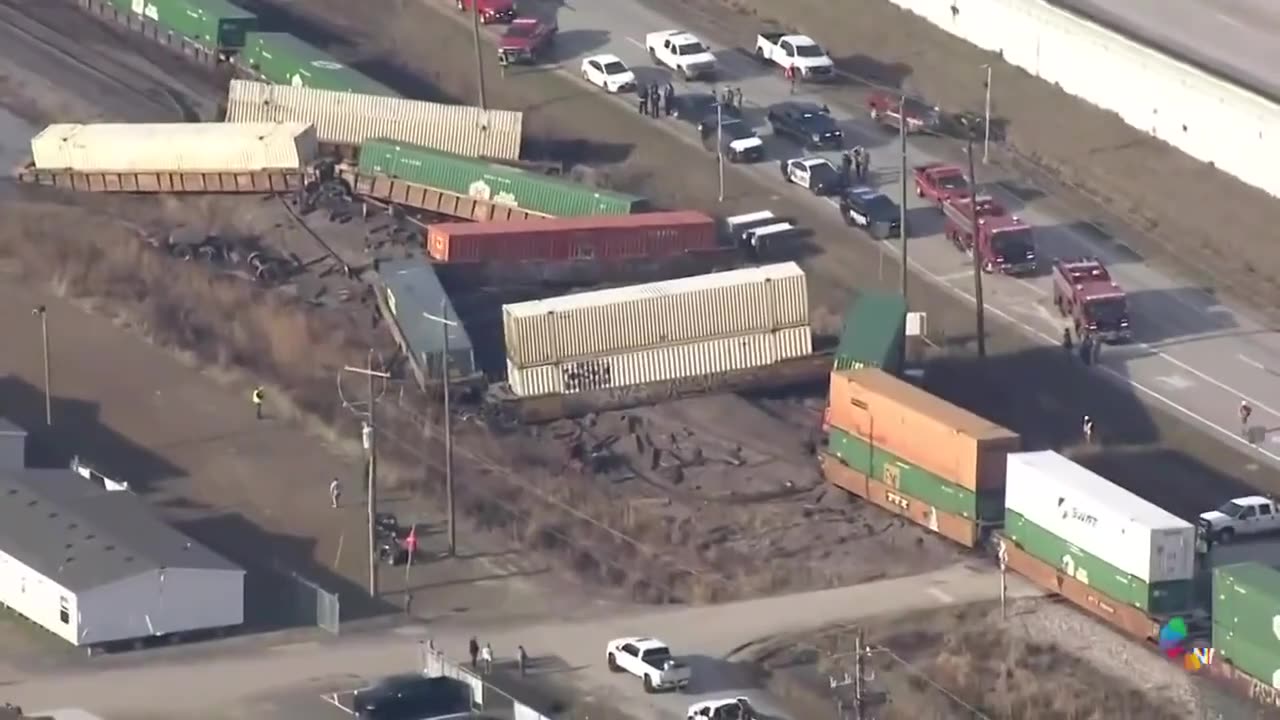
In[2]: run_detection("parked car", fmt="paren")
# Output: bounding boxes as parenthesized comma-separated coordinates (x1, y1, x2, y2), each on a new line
(580, 53, 637, 93)
(701, 117, 764, 163)
(867, 90, 942, 133)
(840, 186, 902, 238)
(606, 637, 692, 692)
(645, 30, 717, 80)
(351, 675, 471, 720)
(498, 18, 556, 65)
(688, 697, 758, 720)
(767, 101, 843, 149)
(672, 92, 742, 127)
(780, 156, 843, 196)
(754, 32, 835, 81)
(456, 0, 515, 23)
(1198, 496, 1280, 543)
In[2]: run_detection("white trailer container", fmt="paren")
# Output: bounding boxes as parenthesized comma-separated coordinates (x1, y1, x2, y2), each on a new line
(503, 262, 810, 367)
(1005, 450, 1195, 583)
(506, 325, 813, 397)
(225, 80, 524, 161)
(30, 122, 318, 172)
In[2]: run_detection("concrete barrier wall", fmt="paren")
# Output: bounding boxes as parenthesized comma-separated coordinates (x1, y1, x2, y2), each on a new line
(886, 0, 1280, 198)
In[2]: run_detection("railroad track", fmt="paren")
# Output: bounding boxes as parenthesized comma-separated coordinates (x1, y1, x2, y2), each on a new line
(0, 0, 189, 120)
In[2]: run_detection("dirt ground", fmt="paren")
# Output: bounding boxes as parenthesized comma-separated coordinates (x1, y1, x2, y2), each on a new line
(756, 601, 1196, 720)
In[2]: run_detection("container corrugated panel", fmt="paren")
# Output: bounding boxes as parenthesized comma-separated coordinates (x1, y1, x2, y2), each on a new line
(379, 256, 477, 379)
(834, 291, 907, 375)
(138, 0, 257, 49)
(1212, 627, 1280, 688)
(502, 263, 810, 367)
(827, 368, 1020, 492)
(225, 80, 522, 161)
(1213, 562, 1280, 653)
(30, 123, 318, 171)
(1005, 509, 1192, 613)
(241, 33, 396, 96)
(358, 139, 648, 218)
(506, 325, 812, 397)
(427, 211, 718, 263)
(826, 426, 1000, 521)
(1005, 450, 1195, 583)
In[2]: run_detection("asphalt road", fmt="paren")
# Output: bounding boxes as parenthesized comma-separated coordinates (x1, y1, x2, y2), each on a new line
(9, 564, 1037, 719)
(1050, 0, 1280, 100)
(507, 0, 1280, 473)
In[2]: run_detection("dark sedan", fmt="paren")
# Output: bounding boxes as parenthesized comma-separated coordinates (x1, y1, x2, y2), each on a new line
(839, 186, 903, 239)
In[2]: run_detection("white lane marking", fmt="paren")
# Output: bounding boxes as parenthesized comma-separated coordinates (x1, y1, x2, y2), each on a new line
(1239, 355, 1265, 370)
(937, 270, 972, 282)
(626, 37, 644, 49)
(927, 587, 954, 604)
(1155, 375, 1194, 390)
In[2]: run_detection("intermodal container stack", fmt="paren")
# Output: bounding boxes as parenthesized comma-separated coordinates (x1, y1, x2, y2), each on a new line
(1212, 563, 1280, 686)
(358, 139, 648, 218)
(833, 291, 907, 375)
(820, 368, 1020, 546)
(501, 263, 813, 397)
(225, 80, 524, 161)
(30, 122, 318, 171)
(105, 0, 257, 50)
(426, 212, 718, 263)
(1004, 451, 1196, 613)
(240, 33, 396, 96)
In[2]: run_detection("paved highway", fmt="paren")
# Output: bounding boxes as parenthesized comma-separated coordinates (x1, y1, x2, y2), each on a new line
(1050, 0, 1280, 100)
(492, 0, 1280, 480)
(9, 564, 1034, 718)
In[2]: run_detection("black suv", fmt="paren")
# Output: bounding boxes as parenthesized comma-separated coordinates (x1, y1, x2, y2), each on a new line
(702, 118, 765, 163)
(671, 92, 743, 129)
(839, 186, 902, 239)
(767, 101, 843, 149)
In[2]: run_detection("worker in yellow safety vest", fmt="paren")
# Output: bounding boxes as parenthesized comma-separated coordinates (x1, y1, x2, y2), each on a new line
(251, 386, 265, 420)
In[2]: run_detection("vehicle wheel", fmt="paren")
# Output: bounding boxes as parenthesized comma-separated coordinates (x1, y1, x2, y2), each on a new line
(680, 67, 692, 82)
(755, 47, 766, 62)
(870, 107, 880, 120)
(607, 653, 620, 672)
(649, 47, 657, 60)
(983, 260, 995, 273)
(643, 676, 656, 694)
(1218, 528, 1235, 544)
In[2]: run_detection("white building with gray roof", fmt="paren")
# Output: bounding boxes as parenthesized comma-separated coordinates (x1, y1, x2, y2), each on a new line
(0, 468, 244, 646)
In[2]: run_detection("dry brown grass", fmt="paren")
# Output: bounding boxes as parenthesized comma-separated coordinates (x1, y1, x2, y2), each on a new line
(757, 603, 1185, 720)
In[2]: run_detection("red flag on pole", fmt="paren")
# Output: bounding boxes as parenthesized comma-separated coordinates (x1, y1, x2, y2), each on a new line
(404, 525, 418, 554)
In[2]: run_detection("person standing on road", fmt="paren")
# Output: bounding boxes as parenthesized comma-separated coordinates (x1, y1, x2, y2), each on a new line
(1082, 415, 1095, 445)
(663, 82, 675, 116)
(1240, 400, 1253, 438)
(649, 83, 661, 118)
(480, 643, 494, 675)
(329, 478, 342, 509)
(1061, 328, 1073, 356)
(734, 86, 744, 108)
(784, 64, 796, 93)
(251, 386, 265, 420)
(1078, 334, 1094, 366)
(637, 89, 649, 117)
(840, 151, 853, 186)
(517, 645, 529, 676)
(469, 636, 480, 669)
(1090, 337, 1102, 365)
(856, 148, 871, 181)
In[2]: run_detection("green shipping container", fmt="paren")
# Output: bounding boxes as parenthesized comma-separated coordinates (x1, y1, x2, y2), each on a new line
(127, 0, 257, 49)
(1212, 562, 1280, 654)
(359, 139, 649, 218)
(241, 33, 396, 96)
(833, 291, 907, 375)
(826, 427, 1001, 522)
(1212, 626, 1280, 689)
(1005, 509, 1193, 613)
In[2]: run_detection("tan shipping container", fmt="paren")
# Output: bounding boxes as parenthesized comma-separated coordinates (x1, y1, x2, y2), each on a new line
(507, 325, 812, 397)
(818, 454, 980, 547)
(503, 263, 809, 368)
(31, 122, 317, 172)
(827, 368, 1019, 492)
(225, 80, 523, 161)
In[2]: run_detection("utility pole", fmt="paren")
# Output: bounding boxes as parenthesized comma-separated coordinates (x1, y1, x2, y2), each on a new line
(716, 94, 725, 202)
(32, 306, 51, 426)
(341, 357, 391, 598)
(897, 94, 909, 371)
(965, 125, 987, 358)
(982, 64, 993, 164)
(470, 0, 488, 109)
(422, 305, 459, 557)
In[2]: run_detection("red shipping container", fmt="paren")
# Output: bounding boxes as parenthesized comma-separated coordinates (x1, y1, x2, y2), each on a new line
(426, 211, 718, 263)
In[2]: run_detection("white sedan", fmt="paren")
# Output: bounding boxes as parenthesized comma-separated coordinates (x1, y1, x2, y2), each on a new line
(581, 54, 637, 94)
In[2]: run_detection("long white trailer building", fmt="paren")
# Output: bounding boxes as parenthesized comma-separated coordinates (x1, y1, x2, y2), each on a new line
(0, 468, 244, 647)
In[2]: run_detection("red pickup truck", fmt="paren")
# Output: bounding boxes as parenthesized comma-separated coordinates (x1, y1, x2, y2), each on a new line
(499, 18, 557, 64)
(457, 0, 515, 24)
(913, 163, 970, 205)
(867, 91, 942, 134)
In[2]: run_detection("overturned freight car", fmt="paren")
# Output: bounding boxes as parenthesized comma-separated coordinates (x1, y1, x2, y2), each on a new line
(376, 255, 483, 391)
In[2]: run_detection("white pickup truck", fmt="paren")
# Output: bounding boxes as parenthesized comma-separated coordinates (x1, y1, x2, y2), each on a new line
(606, 636, 692, 693)
(1199, 496, 1280, 543)
(645, 30, 717, 81)
(754, 32, 834, 81)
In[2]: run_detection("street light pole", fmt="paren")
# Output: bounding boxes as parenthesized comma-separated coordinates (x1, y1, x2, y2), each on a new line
(32, 306, 51, 426)
(470, 0, 488, 109)
(898, 95, 909, 370)
(965, 126, 987, 358)
(340, 358, 391, 598)
(716, 95, 725, 203)
(982, 64, 992, 164)
(422, 305, 459, 557)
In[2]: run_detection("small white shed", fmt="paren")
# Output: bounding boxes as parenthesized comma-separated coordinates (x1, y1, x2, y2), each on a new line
(0, 418, 26, 470)
(0, 469, 245, 646)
